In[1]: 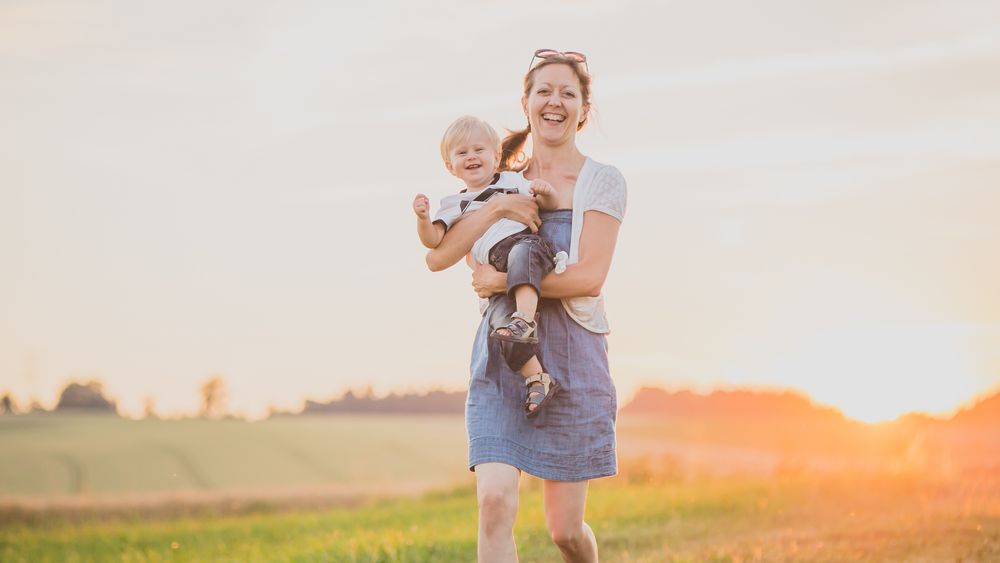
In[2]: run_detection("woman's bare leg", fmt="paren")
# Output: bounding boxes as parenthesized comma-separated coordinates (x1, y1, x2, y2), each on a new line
(543, 479, 597, 562)
(475, 462, 521, 562)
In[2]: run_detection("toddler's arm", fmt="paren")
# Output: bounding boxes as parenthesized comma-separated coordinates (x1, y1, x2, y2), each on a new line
(529, 180, 558, 210)
(413, 193, 445, 248)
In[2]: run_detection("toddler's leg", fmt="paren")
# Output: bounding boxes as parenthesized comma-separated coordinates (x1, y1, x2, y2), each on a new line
(495, 236, 554, 340)
(519, 355, 548, 416)
(489, 293, 538, 372)
(515, 284, 539, 319)
(519, 356, 543, 380)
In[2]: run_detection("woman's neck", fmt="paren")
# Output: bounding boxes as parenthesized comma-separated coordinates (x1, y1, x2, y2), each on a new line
(526, 141, 585, 178)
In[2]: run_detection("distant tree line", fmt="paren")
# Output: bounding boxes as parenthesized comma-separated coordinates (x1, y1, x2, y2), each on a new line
(9, 378, 995, 421)
(0, 378, 467, 418)
(300, 388, 466, 415)
(0, 374, 229, 418)
(0, 380, 118, 415)
(56, 381, 118, 413)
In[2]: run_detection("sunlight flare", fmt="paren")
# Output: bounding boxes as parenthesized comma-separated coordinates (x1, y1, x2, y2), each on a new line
(773, 324, 984, 423)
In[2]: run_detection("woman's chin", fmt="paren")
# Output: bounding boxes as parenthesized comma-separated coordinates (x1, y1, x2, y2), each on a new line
(536, 132, 572, 147)
(538, 135, 572, 147)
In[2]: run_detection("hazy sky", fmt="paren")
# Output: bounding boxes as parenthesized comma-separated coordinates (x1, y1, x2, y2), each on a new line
(3, 0, 999, 422)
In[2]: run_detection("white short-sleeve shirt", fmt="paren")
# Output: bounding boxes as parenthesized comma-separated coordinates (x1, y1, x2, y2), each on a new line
(432, 171, 531, 266)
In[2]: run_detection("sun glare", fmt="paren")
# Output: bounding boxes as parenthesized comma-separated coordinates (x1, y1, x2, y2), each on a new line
(772, 324, 983, 423)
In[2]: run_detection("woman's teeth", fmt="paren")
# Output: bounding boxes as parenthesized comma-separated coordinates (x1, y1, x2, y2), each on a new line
(542, 113, 566, 122)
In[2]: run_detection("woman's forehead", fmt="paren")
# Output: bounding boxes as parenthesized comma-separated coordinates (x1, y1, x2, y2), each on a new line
(532, 64, 581, 88)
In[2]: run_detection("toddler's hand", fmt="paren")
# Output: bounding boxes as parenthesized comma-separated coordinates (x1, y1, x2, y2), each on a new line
(529, 180, 553, 198)
(413, 194, 430, 220)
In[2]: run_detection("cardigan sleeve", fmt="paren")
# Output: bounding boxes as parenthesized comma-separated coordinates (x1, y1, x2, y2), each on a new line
(583, 165, 627, 222)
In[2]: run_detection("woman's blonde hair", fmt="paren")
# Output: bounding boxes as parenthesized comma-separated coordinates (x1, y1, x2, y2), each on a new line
(500, 55, 592, 172)
(440, 115, 501, 163)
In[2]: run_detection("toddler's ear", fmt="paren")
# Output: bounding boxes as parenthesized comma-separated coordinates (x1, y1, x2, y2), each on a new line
(444, 161, 455, 174)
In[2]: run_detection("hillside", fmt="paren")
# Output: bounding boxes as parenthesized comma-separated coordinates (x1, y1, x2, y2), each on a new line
(621, 387, 848, 423)
(617, 386, 1000, 473)
(951, 389, 1000, 424)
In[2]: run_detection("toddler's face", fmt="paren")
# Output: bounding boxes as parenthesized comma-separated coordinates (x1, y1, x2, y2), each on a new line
(445, 129, 499, 189)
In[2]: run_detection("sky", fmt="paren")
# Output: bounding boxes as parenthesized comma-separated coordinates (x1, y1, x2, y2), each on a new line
(2, 0, 999, 422)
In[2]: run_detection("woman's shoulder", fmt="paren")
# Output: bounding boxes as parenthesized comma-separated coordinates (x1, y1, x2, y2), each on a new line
(584, 158, 626, 190)
(579, 158, 627, 219)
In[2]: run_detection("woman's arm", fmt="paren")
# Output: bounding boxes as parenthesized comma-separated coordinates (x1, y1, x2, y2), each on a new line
(542, 211, 620, 297)
(426, 194, 542, 272)
(472, 210, 621, 298)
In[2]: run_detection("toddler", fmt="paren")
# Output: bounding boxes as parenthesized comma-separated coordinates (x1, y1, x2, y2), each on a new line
(413, 116, 562, 418)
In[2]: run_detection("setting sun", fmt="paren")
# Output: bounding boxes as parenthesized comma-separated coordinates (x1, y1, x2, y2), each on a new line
(772, 323, 985, 423)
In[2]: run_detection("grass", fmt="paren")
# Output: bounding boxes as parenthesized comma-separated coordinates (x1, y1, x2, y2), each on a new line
(0, 413, 468, 498)
(3, 472, 999, 562)
(4, 413, 1000, 561)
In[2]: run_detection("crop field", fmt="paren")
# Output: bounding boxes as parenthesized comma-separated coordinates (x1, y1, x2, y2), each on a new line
(2, 413, 999, 561)
(0, 413, 470, 502)
(3, 471, 999, 561)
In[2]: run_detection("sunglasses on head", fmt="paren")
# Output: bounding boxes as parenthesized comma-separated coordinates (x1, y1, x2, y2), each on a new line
(528, 48, 588, 73)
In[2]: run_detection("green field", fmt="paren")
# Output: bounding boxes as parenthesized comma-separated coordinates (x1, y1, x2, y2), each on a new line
(0, 413, 469, 500)
(3, 473, 999, 561)
(2, 413, 999, 561)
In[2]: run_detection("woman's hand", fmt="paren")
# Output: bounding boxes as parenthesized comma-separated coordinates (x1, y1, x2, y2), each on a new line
(471, 261, 507, 298)
(487, 193, 541, 232)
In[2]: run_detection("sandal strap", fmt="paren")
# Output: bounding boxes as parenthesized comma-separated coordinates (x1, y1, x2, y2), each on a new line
(503, 317, 535, 339)
(510, 311, 536, 326)
(525, 372, 551, 387)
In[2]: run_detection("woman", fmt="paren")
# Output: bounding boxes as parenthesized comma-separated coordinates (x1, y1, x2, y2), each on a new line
(427, 50, 626, 562)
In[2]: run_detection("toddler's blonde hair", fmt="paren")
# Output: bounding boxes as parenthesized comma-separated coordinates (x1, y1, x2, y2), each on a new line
(440, 116, 501, 163)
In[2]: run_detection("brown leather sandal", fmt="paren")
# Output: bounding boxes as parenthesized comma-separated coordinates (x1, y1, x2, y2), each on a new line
(491, 311, 538, 345)
(524, 372, 561, 419)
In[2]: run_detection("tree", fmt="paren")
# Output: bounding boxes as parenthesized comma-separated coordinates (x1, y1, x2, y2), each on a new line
(143, 396, 157, 419)
(55, 380, 117, 414)
(200, 376, 227, 418)
(0, 393, 13, 415)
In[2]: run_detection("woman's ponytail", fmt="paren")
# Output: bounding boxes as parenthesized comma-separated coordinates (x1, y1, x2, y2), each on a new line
(500, 125, 530, 172)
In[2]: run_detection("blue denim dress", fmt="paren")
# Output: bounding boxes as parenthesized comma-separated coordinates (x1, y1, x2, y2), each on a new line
(466, 209, 618, 481)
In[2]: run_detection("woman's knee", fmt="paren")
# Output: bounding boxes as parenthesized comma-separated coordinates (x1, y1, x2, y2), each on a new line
(548, 524, 585, 550)
(477, 487, 518, 532)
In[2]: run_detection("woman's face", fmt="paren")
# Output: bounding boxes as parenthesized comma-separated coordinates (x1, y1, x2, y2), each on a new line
(522, 63, 587, 148)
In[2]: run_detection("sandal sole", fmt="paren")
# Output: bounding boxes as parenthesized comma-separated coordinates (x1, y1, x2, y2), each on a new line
(526, 381, 561, 419)
(490, 332, 539, 345)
